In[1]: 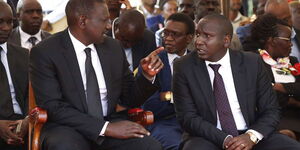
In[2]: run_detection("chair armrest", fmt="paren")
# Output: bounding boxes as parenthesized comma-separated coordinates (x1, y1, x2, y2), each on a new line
(29, 107, 47, 150)
(128, 108, 154, 126)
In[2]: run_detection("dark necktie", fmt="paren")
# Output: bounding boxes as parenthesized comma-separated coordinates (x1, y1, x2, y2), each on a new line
(28, 36, 37, 47)
(0, 46, 14, 118)
(84, 48, 103, 118)
(209, 64, 239, 136)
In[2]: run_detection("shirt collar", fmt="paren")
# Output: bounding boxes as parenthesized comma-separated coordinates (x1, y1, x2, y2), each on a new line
(167, 49, 188, 63)
(205, 49, 230, 68)
(233, 12, 243, 23)
(0, 42, 8, 54)
(19, 27, 42, 42)
(68, 29, 96, 54)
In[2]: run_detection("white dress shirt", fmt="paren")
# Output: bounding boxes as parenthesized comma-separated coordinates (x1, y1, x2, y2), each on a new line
(0, 43, 23, 115)
(205, 49, 263, 140)
(291, 28, 300, 61)
(19, 27, 42, 50)
(167, 50, 187, 75)
(68, 30, 109, 136)
(124, 48, 133, 71)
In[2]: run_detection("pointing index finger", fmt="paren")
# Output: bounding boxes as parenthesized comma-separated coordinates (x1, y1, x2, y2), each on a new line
(150, 47, 164, 56)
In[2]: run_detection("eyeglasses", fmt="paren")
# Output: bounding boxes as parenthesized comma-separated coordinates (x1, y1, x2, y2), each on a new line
(162, 30, 187, 39)
(275, 36, 291, 42)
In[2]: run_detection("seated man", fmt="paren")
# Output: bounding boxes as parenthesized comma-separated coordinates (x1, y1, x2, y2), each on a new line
(0, 2, 29, 150)
(139, 13, 194, 150)
(7, 0, 51, 50)
(30, 0, 164, 150)
(113, 10, 156, 71)
(173, 14, 300, 150)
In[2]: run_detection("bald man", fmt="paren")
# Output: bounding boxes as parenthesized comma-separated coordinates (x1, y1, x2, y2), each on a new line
(113, 10, 157, 72)
(7, 0, 51, 50)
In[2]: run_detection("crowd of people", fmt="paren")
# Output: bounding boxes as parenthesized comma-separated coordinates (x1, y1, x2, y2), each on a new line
(1, 0, 300, 150)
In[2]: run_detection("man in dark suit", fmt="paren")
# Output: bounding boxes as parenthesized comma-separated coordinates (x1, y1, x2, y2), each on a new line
(0, 2, 29, 150)
(173, 14, 300, 150)
(139, 13, 194, 150)
(30, 0, 164, 150)
(114, 10, 157, 72)
(7, 0, 51, 50)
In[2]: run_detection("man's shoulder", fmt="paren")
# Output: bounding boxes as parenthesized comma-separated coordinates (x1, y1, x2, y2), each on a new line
(174, 51, 197, 68)
(10, 27, 19, 35)
(41, 30, 52, 38)
(7, 28, 20, 42)
(36, 30, 66, 47)
(7, 43, 29, 55)
(230, 49, 260, 60)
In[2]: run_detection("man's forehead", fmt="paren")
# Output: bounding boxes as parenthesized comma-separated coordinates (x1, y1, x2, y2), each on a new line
(0, 5, 13, 17)
(197, 19, 220, 31)
(23, 1, 42, 9)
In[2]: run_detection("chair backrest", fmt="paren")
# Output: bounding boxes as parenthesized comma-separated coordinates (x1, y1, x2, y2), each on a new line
(28, 82, 47, 150)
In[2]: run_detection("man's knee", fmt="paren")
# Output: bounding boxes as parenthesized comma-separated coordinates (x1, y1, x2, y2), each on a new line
(256, 133, 300, 150)
(42, 126, 90, 150)
(181, 137, 221, 150)
(140, 136, 163, 150)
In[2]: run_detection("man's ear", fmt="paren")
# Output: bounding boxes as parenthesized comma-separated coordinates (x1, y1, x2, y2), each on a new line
(186, 34, 194, 44)
(78, 15, 87, 29)
(16, 12, 20, 21)
(223, 34, 231, 48)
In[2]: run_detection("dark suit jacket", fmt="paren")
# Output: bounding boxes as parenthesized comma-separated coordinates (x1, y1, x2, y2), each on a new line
(173, 50, 280, 148)
(7, 27, 51, 47)
(131, 29, 156, 70)
(30, 29, 158, 144)
(0, 43, 28, 120)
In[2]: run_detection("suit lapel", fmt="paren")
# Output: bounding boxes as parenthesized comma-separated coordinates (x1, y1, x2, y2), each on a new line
(95, 40, 113, 115)
(192, 52, 216, 118)
(230, 50, 249, 125)
(61, 30, 88, 111)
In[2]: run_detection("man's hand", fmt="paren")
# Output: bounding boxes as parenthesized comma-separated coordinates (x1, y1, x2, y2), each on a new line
(104, 120, 150, 139)
(140, 47, 164, 80)
(16, 117, 29, 138)
(226, 134, 255, 150)
(273, 83, 286, 93)
(0, 120, 23, 145)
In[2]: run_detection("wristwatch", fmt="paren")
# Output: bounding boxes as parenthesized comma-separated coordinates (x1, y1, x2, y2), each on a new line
(246, 132, 259, 144)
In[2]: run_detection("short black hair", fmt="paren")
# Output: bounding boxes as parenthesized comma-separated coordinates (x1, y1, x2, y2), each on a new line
(202, 14, 233, 39)
(166, 13, 195, 35)
(251, 13, 290, 49)
(118, 10, 145, 29)
(65, 0, 105, 26)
